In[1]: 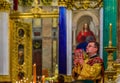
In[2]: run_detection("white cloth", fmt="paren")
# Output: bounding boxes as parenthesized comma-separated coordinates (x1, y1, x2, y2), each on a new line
(115, 75, 120, 83)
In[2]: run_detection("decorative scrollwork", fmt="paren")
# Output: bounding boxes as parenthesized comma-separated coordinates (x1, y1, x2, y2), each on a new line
(0, 0, 10, 12)
(58, 0, 103, 10)
(18, 0, 34, 6)
(33, 41, 40, 49)
(71, 0, 103, 9)
(41, 0, 53, 5)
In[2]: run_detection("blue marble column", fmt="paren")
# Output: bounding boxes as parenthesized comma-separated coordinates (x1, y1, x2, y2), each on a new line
(103, 0, 117, 68)
(59, 7, 67, 74)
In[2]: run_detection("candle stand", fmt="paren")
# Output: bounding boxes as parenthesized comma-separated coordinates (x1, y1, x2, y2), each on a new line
(104, 23, 116, 83)
(104, 46, 116, 83)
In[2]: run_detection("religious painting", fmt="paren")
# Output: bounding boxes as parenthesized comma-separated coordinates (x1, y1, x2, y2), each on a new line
(72, 9, 100, 52)
(18, 44, 25, 80)
(18, 44, 24, 65)
(76, 23, 96, 51)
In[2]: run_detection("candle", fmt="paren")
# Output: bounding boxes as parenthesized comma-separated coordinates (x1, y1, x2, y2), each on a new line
(41, 75, 45, 83)
(33, 64, 36, 83)
(51, 80, 54, 83)
(109, 23, 112, 47)
(13, 0, 18, 11)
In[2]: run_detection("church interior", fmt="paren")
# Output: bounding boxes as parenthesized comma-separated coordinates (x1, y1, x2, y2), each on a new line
(0, 0, 120, 83)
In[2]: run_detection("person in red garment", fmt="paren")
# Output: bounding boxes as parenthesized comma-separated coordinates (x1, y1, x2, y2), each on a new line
(72, 41, 104, 83)
(76, 23, 96, 51)
(76, 23, 96, 44)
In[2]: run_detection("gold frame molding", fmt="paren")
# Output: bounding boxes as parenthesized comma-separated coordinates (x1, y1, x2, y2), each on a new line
(10, 12, 59, 19)
(10, 20, 32, 82)
(10, 9, 59, 19)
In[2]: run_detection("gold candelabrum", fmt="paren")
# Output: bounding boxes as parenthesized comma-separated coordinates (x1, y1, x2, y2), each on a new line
(104, 23, 117, 83)
(15, 64, 46, 83)
(15, 64, 58, 83)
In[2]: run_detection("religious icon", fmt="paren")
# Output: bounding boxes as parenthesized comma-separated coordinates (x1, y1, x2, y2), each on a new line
(18, 44, 24, 65)
(18, 71, 24, 80)
(18, 29, 24, 37)
(18, 50, 24, 65)
(76, 23, 96, 51)
(76, 23, 96, 43)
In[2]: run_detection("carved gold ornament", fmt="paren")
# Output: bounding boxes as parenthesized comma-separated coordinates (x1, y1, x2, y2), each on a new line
(0, 0, 10, 12)
(18, 0, 34, 6)
(41, 0, 53, 5)
(72, 0, 103, 9)
(58, 0, 103, 10)
(33, 41, 40, 49)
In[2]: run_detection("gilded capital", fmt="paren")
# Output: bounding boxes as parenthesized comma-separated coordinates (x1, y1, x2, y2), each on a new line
(58, 0, 67, 7)
(0, 0, 10, 12)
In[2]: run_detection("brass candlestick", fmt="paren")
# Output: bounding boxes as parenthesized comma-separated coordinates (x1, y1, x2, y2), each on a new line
(104, 23, 116, 83)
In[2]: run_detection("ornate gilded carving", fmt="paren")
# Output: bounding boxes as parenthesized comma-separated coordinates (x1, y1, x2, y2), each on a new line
(41, 0, 53, 5)
(58, 0, 67, 7)
(58, 0, 103, 10)
(10, 0, 59, 19)
(33, 41, 41, 49)
(18, 0, 34, 6)
(71, 0, 103, 9)
(10, 20, 32, 82)
(0, 0, 10, 12)
(10, 9, 59, 19)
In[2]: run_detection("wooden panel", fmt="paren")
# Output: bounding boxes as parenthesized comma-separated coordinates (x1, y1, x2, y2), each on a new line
(32, 39, 42, 76)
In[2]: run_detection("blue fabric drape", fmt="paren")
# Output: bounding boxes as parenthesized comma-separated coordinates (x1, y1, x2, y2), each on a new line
(59, 7, 67, 74)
